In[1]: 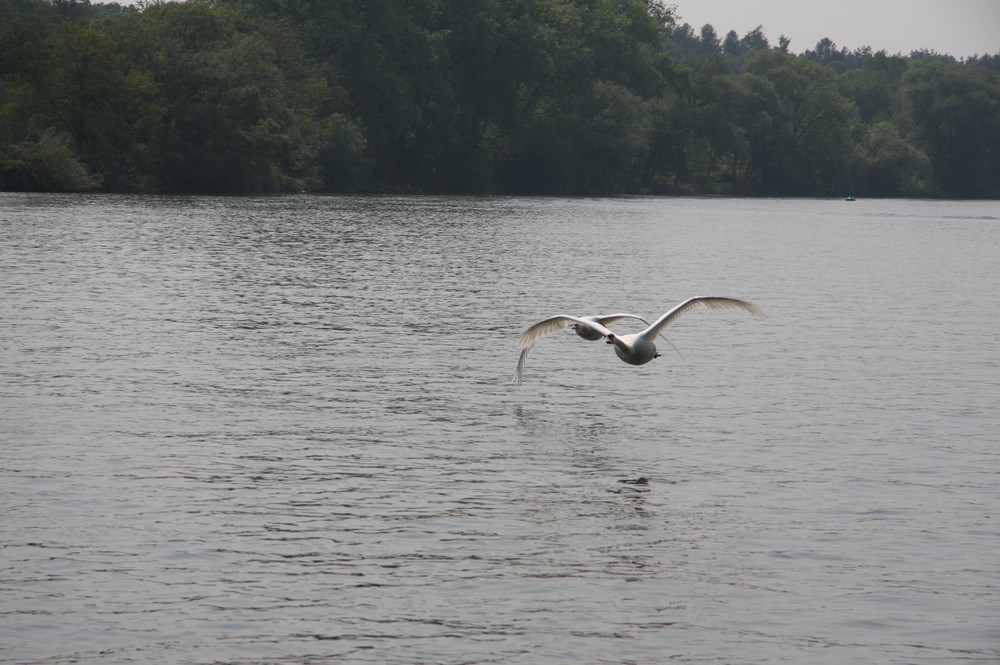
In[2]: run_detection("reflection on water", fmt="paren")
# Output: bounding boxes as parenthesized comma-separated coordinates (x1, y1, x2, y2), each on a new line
(1, 193, 999, 664)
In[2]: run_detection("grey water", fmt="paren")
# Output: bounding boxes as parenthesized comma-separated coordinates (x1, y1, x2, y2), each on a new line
(1, 193, 998, 665)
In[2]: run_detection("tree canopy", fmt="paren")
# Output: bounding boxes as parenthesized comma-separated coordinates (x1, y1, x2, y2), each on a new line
(1, 0, 998, 197)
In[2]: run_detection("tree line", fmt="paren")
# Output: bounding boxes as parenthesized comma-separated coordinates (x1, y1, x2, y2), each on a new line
(1, 0, 998, 197)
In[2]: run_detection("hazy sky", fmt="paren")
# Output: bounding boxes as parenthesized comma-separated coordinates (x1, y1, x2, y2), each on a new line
(672, 0, 1000, 57)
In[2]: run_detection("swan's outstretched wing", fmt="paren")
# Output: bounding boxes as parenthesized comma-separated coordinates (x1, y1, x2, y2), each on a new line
(511, 347, 532, 385)
(511, 315, 616, 385)
(646, 297, 763, 340)
(515, 315, 614, 349)
(591, 313, 651, 327)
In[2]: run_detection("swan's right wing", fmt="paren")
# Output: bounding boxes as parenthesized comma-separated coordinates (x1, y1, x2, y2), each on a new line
(511, 315, 615, 385)
(591, 313, 651, 327)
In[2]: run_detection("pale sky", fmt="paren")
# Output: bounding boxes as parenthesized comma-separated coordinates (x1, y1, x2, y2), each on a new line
(672, 0, 1000, 57)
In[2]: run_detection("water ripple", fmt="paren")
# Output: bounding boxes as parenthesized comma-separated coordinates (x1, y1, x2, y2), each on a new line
(2, 193, 998, 664)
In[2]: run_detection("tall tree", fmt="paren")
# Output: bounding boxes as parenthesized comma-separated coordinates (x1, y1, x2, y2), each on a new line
(856, 121, 931, 196)
(837, 68, 894, 122)
(743, 50, 859, 194)
(4, 20, 157, 189)
(109, 2, 298, 192)
(903, 60, 1000, 197)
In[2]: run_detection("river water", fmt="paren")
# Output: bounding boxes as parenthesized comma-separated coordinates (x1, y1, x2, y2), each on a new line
(1, 193, 998, 664)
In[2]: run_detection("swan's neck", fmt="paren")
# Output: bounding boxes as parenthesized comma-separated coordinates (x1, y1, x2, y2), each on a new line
(608, 334, 629, 350)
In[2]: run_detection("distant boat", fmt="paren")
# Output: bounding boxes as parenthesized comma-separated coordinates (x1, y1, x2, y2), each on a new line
(845, 194, 856, 201)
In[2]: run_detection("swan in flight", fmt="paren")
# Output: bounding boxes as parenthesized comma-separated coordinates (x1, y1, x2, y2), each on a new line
(511, 297, 762, 383)
(512, 313, 652, 385)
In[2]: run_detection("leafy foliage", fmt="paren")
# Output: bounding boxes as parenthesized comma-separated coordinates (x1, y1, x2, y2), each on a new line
(1, 0, 998, 197)
(0, 127, 101, 190)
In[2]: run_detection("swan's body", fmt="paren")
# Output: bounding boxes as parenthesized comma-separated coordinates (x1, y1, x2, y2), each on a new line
(511, 313, 650, 385)
(512, 297, 762, 383)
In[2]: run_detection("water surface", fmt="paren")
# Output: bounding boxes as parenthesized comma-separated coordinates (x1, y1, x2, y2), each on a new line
(2, 194, 998, 664)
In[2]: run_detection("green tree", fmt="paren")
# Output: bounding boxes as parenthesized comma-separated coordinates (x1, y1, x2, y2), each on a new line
(496, 0, 672, 193)
(861, 50, 908, 83)
(228, 13, 362, 191)
(0, 126, 101, 191)
(218, 0, 674, 193)
(3, 20, 157, 189)
(855, 121, 930, 196)
(722, 30, 743, 58)
(0, 0, 53, 81)
(807, 37, 847, 69)
(837, 68, 894, 122)
(902, 60, 1000, 197)
(697, 24, 720, 55)
(743, 50, 859, 194)
(642, 53, 749, 193)
(229, 0, 454, 191)
(9, 0, 995, 198)
(740, 26, 769, 53)
(109, 2, 298, 192)
(720, 72, 783, 193)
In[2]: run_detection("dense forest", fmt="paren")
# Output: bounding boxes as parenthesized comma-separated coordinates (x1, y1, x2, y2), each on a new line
(1, 0, 999, 197)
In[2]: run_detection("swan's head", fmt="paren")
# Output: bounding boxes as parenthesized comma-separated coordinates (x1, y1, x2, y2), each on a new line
(605, 333, 616, 345)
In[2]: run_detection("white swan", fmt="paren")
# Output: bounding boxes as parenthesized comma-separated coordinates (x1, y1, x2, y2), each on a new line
(512, 297, 762, 383)
(511, 313, 651, 385)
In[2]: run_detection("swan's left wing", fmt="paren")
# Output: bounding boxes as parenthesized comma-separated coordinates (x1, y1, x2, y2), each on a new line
(511, 347, 531, 385)
(515, 315, 613, 349)
(646, 297, 763, 339)
(511, 315, 614, 385)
